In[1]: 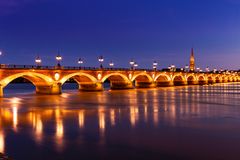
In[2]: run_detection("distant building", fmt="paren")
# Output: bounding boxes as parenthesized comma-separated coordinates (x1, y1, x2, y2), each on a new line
(189, 48, 195, 71)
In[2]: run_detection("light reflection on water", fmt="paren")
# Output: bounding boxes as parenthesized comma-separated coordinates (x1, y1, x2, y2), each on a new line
(0, 83, 240, 159)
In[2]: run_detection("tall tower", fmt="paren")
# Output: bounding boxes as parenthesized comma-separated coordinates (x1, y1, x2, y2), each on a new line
(189, 48, 195, 71)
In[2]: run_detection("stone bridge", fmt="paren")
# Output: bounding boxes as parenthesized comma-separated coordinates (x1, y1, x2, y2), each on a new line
(0, 65, 239, 97)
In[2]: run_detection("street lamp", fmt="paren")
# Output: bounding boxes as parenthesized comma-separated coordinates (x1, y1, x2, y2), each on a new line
(213, 68, 217, 73)
(170, 64, 176, 72)
(153, 61, 158, 71)
(206, 66, 210, 72)
(109, 61, 114, 68)
(196, 67, 200, 73)
(35, 55, 42, 67)
(134, 62, 138, 70)
(78, 58, 83, 69)
(130, 59, 135, 70)
(56, 53, 62, 67)
(0, 50, 2, 66)
(98, 55, 104, 69)
(185, 65, 189, 72)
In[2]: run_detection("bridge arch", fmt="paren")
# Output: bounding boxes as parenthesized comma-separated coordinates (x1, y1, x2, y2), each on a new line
(207, 76, 215, 84)
(154, 73, 171, 82)
(197, 75, 207, 85)
(0, 72, 56, 96)
(0, 72, 53, 88)
(186, 74, 197, 85)
(60, 72, 98, 84)
(132, 72, 153, 82)
(215, 75, 221, 83)
(59, 72, 102, 91)
(228, 76, 233, 82)
(154, 73, 171, 87)
(173, 74, 186, 86)
(197, 75, 206, 81)
(101, 73, 130, 83)
(222, 76, 228, 83)
(132, 72, 155, 88)
(101, 73, 133, 90)
(232, 76, 237, 82)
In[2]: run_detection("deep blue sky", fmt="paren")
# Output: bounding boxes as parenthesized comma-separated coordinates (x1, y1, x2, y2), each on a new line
(0, 0, 240, 69)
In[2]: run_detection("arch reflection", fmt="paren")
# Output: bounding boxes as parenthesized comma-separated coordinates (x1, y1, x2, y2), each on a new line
(12, 106, 18, 131)
(153, 89, 159, 126)
(129, 91, 139, 127)
(0, 130, 4, 153)
(78, 110, 85, 129)
(98, 109, 105, 134)
(55, 109, 64, 151)
(35, 114, 43, 143)
(110, 109, 115, 126)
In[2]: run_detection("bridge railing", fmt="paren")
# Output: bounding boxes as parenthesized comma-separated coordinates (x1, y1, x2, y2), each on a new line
(0, 64, 238, 74)
(0, 64, 56, 69)
(0, 64, 153, 71)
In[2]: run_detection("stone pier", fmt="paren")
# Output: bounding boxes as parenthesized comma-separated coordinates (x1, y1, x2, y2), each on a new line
(156, 81, 174, 87)
(135, 81, 156, 88)
(173, 80, 188, 86)
(36, 83, 62, 94)
(79, 82, 103, 91)
(110, 81, 134, 90)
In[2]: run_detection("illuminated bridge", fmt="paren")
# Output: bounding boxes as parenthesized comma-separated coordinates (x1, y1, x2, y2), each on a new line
(0, 64, 239, 97)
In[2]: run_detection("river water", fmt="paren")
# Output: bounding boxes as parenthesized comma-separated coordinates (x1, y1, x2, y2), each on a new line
(0, 83, 240, 160)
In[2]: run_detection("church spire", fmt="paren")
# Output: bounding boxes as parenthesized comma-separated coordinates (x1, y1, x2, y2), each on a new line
(189, 48, 195, 71)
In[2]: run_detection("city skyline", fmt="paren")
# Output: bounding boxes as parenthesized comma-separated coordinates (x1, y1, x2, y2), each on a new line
(0, 0, 240, 69)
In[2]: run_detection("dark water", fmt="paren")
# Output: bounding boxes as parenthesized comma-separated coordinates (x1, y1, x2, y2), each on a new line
(1, 83, 240, 160)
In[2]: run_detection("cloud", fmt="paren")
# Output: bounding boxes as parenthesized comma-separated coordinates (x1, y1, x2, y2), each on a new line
(0, 0, 39, 16)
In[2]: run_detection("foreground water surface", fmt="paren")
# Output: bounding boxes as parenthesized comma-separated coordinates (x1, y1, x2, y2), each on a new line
(0, 83, 240, 160)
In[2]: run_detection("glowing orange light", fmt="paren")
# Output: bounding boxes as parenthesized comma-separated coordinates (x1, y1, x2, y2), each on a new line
(99, 111, 105, 133)
(54, 73, 60, 81)
(78, 110, 84, 128)
(35, 114, 43, 143)
(97, 73, 102, 80)
(12, 106, 18, 131)
(129, 73, 132, 80)
(56, 119, 63, 139)
(110, 109, 115, 126)
(0, 131, 4, 153)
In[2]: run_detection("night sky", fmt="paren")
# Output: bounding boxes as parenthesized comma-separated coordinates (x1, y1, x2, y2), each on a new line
(0, 0, 239, 69)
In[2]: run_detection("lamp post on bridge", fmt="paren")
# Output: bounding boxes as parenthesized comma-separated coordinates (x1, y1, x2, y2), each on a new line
(130, 59, 135, 70)
(78, 58, 83, 69)
(35, 55, 42, 68)
(213, 68, 217, 73)
(196, 67, 200, 73)
(133, 62, 138, 70)
(185, 65, 189, 72)
(153, 61, 158, 71)
(56, 53, 62, 68)
(169, 64, 176, 72)
(109, 61, 114, 69)
(98, 55, 104, 69)
(206, 66, 210, 73)
(220, 68, 224, 72)
(0, 50, 2, 67)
